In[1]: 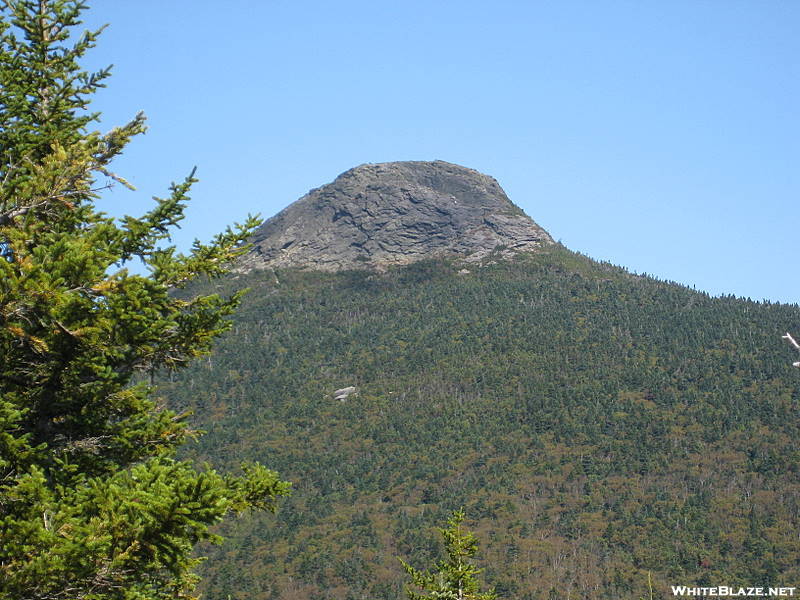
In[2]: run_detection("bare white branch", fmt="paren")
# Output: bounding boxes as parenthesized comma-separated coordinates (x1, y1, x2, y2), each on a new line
(783, 333, 800, 367)
(783, 332, 800, 350)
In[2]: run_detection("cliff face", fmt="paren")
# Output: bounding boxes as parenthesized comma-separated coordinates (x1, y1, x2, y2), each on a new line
(239, 160, 554, 272)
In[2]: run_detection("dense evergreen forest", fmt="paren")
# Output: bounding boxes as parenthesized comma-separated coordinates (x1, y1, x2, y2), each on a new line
(159, 245, 800, 600)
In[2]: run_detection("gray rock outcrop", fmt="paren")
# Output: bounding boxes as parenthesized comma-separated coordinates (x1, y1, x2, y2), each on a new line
(332, 387, 357, 401)
(239, 160, 554, 272)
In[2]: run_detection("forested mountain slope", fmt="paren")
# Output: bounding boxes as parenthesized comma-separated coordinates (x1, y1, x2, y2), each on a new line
(159, 246, 800, 600)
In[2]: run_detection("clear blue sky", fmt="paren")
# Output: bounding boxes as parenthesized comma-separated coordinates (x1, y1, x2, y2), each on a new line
(77, 1, 798, 303)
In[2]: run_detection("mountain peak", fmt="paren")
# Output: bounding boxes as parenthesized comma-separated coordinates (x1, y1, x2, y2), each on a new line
(240, 160, 554, 272)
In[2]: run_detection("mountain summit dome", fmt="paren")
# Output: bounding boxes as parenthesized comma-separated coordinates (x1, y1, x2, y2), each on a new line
(240, 160, 554, 272)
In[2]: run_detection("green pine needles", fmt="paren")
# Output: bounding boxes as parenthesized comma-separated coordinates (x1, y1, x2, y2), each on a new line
(401, 511, 497, 600)
(0, 1, 289, 599)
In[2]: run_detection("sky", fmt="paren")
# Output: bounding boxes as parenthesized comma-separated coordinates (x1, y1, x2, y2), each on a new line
(72, 1, 799, 304)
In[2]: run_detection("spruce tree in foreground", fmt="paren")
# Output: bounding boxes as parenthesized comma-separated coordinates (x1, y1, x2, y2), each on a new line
(0, 1, 289, 598)
(401, 511, 497, 600)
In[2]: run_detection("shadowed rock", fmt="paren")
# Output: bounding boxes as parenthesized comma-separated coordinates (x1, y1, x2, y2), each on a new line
(239, 160, 554, 272)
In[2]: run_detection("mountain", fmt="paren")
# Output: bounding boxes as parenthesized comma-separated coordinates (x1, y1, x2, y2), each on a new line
(239, 161, 553, 272)
(160, 163, 800, 600)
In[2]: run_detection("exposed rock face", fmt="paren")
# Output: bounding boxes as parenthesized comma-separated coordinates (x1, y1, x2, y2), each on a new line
(240, 160, 554, 272)
(332, 387, 356, 401)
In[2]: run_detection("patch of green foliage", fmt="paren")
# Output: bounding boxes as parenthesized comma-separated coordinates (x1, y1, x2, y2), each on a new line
(160, 251, 800, 599)
(0, 2, 289, 598)
(401, 510, 496, 600)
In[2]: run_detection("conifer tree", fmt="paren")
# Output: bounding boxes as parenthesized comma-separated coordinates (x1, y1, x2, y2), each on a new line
(0, 1, 289, 598)
(401, 511, 497, 600)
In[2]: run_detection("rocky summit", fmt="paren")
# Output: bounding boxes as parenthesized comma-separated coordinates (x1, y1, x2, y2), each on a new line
(239, 160, 554, 272)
